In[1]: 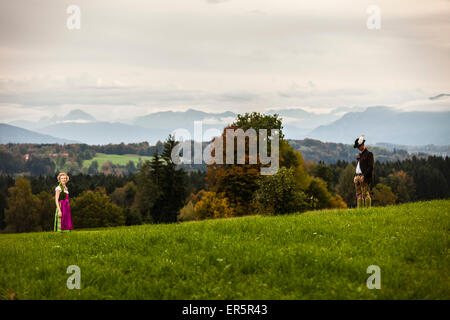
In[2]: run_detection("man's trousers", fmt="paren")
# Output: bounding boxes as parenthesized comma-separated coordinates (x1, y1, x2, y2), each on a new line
(354, 175, 371, 208)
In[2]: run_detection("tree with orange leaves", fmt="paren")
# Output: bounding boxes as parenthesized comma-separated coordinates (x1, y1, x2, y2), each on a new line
(206, 112, 303, 216)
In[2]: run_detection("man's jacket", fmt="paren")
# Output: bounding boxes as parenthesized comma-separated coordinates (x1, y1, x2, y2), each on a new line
(357, 148, 374, 186)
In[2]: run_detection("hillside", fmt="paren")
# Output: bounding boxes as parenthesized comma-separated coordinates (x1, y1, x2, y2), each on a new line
(288, 138, 412, 164)
(82, 153, 154, 168)
(0, 200, 448, 299)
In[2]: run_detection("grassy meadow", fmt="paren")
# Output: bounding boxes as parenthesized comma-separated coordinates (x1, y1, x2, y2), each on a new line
(82, 153, 154, 168)
(0, 200, 449, 300)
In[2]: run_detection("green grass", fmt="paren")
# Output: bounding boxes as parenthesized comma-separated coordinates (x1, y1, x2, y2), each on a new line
(82, 153, 153, 168)
(0, 200, 449, 299)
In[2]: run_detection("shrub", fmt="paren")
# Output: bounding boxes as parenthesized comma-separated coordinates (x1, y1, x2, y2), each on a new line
(124, 208, 142, 226)
(177, 201, 196, 222)
(329, 194, 348, 209)
(372, 183, 397, 206)
(254, 167, 308, 215)
(305, 177, 333, 210)
(193, 191, 234, 220)
(71, 190, 126, 228)
(336, 164, 357, 207)
(4, 178, 41, 233)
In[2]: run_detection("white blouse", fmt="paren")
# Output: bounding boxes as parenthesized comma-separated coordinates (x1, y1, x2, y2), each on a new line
(355, 161, 362, 174)
(55, 186, 69, 194)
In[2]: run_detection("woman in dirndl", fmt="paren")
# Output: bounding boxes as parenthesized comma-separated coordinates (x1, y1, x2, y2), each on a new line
(54, 172, 73, 232)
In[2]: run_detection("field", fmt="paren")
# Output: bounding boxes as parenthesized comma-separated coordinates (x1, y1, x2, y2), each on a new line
(0, 200, 449, 300)
(82, 153, 154, 168)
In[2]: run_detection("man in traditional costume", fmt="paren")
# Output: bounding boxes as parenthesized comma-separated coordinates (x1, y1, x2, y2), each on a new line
(353, 135, 374, 208)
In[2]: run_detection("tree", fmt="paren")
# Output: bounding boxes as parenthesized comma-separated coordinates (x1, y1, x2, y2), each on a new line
(155, 135, 188, 223)
(311, 161, 335, 192)
(71, 190, 126, 228)
(336, 164, 357, 207)
(125, 160, 137, 175)
(193, 191, 234, 220)
(110, 181, 141, 225)
(178, 201, 196, 222)
(207, 162, 260, 216)
(0, 175, 15, 230)
(123, 208, 142, 226)
(55, 155, 67, 170)
(100, 161, 115, 175)
(329, 194, 348, 209)
(381, 170, 415, 203)
(413, 166, 449, 200)
(254, 167, 308, 215)
(234, 112, 284, 139)
(36, 191, 55, 231)
(291, 147, 311, 189)
(110, 181, 137, 208)
(372, 183, 397, 206)
(27, 156, 55, 176)
(4, 178, 41, 233)
(135, 135, 188, 223)
(88, 160, 99, 175)
(0, 148, 24, 174)
(305, 177, 333, 210)
(186, 170, 207, 196)
(206, 113, 287, 216)
(135, 160, 161, 223)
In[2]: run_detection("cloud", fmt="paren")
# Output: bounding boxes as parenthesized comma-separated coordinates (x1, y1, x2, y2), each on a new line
(0, 0, 449, 123)
(0, 75, 262, 108)
(206, 0, 231, 3)
(202, 116, 235, 125)
(395, 96, 450, 112)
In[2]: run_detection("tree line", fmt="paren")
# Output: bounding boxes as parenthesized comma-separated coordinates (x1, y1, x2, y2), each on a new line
(0, 141, 165, 177)
(1, 136, 439, 177)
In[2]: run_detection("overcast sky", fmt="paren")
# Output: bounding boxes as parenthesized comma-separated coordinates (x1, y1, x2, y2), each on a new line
(0, 0, 449, 122)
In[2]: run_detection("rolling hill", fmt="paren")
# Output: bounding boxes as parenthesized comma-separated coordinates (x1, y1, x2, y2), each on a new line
(287, 138, 412, 164)
(0, 199, 448, 299)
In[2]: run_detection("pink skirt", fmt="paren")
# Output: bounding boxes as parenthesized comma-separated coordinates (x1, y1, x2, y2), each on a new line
(60, 194, 73, 230)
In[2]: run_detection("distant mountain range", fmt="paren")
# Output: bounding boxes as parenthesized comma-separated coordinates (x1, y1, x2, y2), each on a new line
(0, 123, 77, 144)
(9, 109, 97, 131)
(308, 106, 450, 145)
(36, 122, 170, 146)
(134, 108, 236, 130)
(7, 109, 238, 145)
(3, 99, 450, 146)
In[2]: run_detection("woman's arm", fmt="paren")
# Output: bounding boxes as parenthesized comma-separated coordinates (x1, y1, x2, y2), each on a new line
(55, 189, 62, 217)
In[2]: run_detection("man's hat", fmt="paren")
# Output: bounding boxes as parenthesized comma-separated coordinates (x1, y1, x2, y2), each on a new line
(354, 134, 366, 148)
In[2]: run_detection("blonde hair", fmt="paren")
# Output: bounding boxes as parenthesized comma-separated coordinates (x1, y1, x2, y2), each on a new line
(57, 172, 70, 183)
